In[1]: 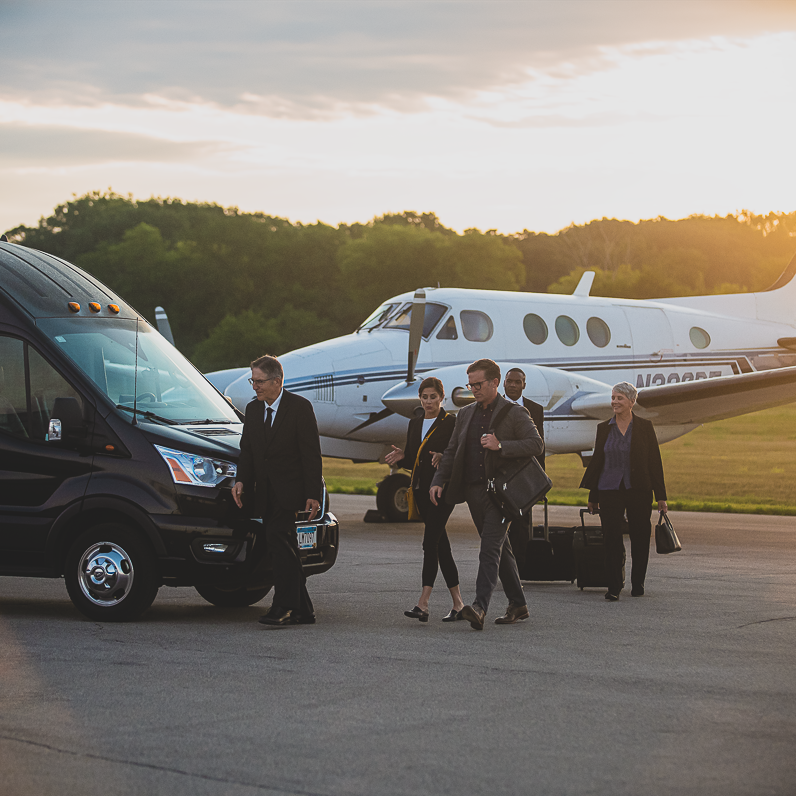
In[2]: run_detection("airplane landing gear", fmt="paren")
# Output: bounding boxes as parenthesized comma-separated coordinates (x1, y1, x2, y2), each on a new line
(374, 473, 411, 522)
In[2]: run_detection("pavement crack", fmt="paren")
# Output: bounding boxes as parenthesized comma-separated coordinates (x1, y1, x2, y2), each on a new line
(0, 733, 346, 796)
(737, 615, 796, 628)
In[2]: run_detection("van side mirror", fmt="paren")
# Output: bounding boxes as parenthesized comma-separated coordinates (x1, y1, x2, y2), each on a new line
(48, 397, 86, 442)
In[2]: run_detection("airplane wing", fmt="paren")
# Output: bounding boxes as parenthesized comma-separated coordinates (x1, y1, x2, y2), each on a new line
(570, 366, 796, 425)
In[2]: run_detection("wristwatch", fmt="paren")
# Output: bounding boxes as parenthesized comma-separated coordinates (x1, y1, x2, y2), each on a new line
(497, 441, 502, 450)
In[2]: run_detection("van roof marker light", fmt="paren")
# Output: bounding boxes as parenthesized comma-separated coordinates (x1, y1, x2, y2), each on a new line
(89, 302, 101, 313)
(68, 302, 80, 313)
(108, 304, 120, 314)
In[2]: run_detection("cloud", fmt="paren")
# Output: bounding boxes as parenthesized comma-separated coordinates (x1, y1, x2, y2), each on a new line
(0, 123, 231, 168)
(2, 0, 795, 116)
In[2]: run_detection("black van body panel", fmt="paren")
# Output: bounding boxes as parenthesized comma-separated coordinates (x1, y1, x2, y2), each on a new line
(0, 241, 339, 616)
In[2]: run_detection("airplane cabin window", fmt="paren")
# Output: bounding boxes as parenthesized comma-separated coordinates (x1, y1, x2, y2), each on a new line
(436, 316, 458, 340)
(555, 316, 580, 346)
(0, 336, 28, 439)
(523, 314, 548, 345)
(460, 311, 493, 342)
(383, 302, 448, 338)
(690, 327, 711, 349)
(587, 317, 611, 348)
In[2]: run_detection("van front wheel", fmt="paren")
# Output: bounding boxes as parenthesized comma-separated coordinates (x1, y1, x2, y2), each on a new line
(65, 525, 159, 622)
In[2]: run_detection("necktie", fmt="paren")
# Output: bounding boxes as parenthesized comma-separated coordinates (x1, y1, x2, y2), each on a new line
(265, 406, 273, 428)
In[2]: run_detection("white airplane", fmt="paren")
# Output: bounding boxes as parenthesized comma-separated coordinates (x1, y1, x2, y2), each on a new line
(203, 255, 796, 520)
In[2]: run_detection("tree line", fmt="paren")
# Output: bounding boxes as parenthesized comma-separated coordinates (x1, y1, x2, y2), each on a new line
(6, 192, 795, 371)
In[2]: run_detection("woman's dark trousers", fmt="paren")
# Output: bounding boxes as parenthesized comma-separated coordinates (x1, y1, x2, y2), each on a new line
(414, 489, 458, 588)
(599, 486, 653, 596)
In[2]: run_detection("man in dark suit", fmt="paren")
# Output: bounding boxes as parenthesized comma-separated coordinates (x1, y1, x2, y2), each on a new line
(232, 354, 322, 626)
(503, 368, 545, 577)
(430, 359, 544, 630)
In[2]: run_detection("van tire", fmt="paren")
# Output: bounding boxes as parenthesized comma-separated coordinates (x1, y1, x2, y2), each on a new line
(376, 473, 411, 522)
(195, 582, 273, 607)
(64, 524, 159, 622)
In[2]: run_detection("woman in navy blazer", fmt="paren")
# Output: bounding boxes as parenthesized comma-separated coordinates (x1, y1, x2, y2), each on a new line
(385, 377, 464, 622)
(580, 382, 668, 600)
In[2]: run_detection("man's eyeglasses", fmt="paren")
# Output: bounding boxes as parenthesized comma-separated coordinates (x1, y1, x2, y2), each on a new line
(248, 377, 279, 387)
(467, 379, 489, 391)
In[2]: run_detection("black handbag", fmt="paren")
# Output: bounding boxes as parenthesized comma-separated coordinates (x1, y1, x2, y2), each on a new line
(655, 512, 682, 554)
(486, 403, 551, 521)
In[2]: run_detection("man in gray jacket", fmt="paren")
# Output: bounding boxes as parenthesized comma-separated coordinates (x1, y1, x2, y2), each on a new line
(430, 359, 544, 630)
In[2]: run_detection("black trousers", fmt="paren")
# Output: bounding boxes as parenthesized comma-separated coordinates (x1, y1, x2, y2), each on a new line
(414, 489, 458, 589)
(598, 486, 653, 596)
(263, 483, 313, 616)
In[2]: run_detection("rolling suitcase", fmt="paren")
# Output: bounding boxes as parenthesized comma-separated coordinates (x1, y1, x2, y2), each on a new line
(573, 509, 625, 590)
(513, 499, 576, 583)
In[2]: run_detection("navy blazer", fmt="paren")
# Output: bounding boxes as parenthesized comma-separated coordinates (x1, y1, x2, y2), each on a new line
(580, 413, 667, 503)
(237, 389, 322, 515)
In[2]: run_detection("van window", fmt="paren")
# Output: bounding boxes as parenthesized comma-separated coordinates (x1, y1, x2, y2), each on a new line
(39, 318, 239, 425)
(0, 335, 83, 441)
(0, 336, 28, 439)
(460, 311, 493, 342)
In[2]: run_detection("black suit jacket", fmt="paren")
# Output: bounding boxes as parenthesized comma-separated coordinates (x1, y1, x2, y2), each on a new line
(396, 410, 456, 493)
(580, 413, 667, 503)
(520, 397, 545, 470)
(237, 389, 322, 515)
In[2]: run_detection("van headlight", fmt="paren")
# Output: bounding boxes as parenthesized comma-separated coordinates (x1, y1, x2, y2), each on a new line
(155, 445, 237, 487)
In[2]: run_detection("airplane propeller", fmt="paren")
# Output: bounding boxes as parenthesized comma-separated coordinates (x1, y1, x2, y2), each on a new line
(154, 306, 175, 346)
(406, 288, 426, 384)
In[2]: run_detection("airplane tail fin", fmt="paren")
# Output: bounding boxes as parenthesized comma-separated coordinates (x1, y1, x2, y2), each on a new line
(754, 251, 796, 326)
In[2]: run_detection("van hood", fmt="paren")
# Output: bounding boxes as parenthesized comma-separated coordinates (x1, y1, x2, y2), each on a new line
(139, 423, 242, 460)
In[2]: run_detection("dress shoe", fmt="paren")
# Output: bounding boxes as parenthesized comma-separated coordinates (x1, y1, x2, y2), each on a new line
(495, 602, 530, 624)
(404, 606, 429, 622)
(442, 608, 464, 622)
(258, 606, 294, 625)
(631, 587, 644, 597)
(604, 592, 620, 602)
(290, 613, 316, 625)
(459, 604, 485, 630)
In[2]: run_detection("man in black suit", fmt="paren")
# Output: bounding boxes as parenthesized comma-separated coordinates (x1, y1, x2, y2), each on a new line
(503, 368, 545, 579)
(232, 355, 322, 626)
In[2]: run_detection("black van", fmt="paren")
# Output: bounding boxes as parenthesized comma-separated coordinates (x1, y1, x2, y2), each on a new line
(0, 240, 339, 621)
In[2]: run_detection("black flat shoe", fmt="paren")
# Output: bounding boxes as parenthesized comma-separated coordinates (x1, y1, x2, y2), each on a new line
(442, 608, 463, 622)
(258, 606, 294, 625)
(631, 587, 644, 597)
(604, 592, 619, 602)
(404, 606, 429, 622)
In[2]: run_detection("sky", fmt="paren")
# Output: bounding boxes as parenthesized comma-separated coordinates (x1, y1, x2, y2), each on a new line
(1, 0, 795, 236)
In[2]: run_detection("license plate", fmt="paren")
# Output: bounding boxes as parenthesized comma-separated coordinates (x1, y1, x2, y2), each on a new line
(297, 526, 318, 550)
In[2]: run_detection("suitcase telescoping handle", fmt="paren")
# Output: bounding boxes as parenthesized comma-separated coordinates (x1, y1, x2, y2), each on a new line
(580, 507, 599, 526)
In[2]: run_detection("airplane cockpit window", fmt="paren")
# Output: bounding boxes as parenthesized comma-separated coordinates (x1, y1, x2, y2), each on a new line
(587, 317, 611, 348)
(555, 315, 580, 346)
(383, 302, 448, 338)
(460, 311, 493, 342)
(357, 302, 400, 332)
(523, 314, 548, 345)
(690, 327, 711, 349)
(436, 316, 458, 340)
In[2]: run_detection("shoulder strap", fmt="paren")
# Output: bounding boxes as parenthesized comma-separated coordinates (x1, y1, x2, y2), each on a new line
(491, 402, 513, 436)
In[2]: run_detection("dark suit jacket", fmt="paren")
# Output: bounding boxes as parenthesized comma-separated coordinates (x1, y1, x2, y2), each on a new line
(580, 413, 667, 503)
(237, 389, 322, 516)
(396, 409, 455, 493)
(431, 394, 544, 505)
(504, 396, 545, 470)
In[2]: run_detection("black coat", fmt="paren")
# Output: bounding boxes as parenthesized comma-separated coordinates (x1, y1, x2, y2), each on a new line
(514, 396, 545, 470)
(237, 390, 323, 515)
(396, 409, 456, 493)
(580, 413, 667, 503)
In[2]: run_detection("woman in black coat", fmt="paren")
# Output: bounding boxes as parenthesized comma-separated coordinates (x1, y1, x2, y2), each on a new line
(580, 381, 668, 600)
(385, 377, 464, 622)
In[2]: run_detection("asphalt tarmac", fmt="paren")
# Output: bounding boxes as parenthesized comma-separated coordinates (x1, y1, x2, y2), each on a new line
(1, 496, 795, 796)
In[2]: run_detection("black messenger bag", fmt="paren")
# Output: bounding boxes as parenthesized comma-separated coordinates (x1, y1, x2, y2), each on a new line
(487, 455, 552, 521)
(486, 402, 551, 521)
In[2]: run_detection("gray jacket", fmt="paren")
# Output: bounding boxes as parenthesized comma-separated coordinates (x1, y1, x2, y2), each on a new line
(430, 394, 544, 505)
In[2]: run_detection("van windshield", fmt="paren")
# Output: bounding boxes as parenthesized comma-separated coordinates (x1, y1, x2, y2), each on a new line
(38, 318, 240, 425)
